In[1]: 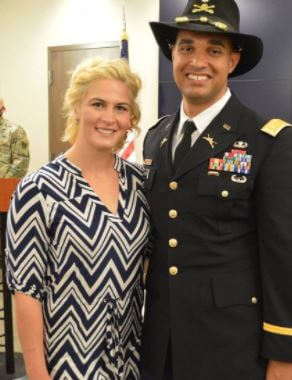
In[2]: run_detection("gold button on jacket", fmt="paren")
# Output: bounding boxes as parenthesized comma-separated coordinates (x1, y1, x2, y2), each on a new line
(251, 297, 258, 304)
(169, 209, 178, 218)
(221, 190, 229, 198)
(169, 238, 178, 247)
(169, 266, 178, 276)
(169, 181, 178, 190)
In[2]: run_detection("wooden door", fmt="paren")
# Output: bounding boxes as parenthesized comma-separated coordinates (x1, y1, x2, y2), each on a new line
(48, 42, 120, 160)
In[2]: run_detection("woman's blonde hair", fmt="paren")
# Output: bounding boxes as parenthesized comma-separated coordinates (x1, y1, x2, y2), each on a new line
(62, 57, 142, 151)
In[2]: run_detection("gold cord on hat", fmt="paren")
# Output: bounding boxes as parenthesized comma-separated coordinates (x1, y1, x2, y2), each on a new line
(175, 15, 228, 31)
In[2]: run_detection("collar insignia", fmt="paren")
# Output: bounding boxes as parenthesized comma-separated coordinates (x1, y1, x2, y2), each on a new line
(202, 134, 218, 149)
(160, 137, 168, 148)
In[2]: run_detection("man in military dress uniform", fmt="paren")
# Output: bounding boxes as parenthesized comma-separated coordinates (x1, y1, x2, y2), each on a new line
(0, 98, 29, 178)
(141, 0, 292, 379)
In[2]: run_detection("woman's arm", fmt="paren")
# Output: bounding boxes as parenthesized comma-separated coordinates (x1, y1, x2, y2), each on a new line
(143, 258, 149, 286)
(14, 292, 51, 380)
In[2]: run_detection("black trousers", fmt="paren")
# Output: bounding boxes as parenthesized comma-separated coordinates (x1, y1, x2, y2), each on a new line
(141, 342, 173, 380)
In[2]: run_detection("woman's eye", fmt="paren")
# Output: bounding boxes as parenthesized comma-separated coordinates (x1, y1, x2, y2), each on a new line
(116, 105, 129, 112)
(93, 101, 103, 108)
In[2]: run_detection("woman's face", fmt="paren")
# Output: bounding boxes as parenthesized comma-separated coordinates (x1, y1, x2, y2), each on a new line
(74, 78, 132, 154)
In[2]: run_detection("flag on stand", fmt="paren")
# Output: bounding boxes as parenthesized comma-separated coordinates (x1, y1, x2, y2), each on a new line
(118, 6, 137, 163)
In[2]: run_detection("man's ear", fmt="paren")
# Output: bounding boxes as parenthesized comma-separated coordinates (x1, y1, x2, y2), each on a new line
(229, 52, 241, 74)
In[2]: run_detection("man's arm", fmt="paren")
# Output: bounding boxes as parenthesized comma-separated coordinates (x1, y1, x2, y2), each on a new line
(256, 122, 292, 377)
(6, 125, 30, 178)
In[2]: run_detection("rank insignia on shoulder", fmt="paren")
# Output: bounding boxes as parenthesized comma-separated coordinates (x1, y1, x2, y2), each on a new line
(233, 141, 248, 149)
(144, 158, 152, 166)
(209, 149, 252, 174)
(261, 119, 292, 137)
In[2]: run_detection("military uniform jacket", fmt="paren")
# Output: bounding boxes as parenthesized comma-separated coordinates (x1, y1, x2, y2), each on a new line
(141, 94, 292, 380)
(0, 116, 30, 178)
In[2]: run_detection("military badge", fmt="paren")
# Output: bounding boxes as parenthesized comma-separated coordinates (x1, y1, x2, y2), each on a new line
(202, 134, 218, 149)
(231, 174, 247, 183)
(233, 141, 248, 149)
(209, 149, 252, 174)
(192, 1, 215, 14)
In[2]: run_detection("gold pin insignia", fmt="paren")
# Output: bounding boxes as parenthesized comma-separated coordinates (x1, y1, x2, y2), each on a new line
(193, 3, 215, 14)
(233, 141, 248, 149)
(231, 175, 247, 184)
(160, 137, 168, 148)
(202, 134, 218, 149)
(223, 123, 231, 131)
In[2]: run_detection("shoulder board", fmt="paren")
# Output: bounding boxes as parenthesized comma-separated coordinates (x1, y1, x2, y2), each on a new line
(261, 119, 292, 137)
(148, 115, 171, 131)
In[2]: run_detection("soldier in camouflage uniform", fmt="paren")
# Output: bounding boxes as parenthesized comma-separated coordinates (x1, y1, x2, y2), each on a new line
(0, 98, 29, 178)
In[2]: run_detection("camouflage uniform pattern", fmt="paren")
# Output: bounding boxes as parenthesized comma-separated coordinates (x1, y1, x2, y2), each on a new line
(0, 116, 30, 178)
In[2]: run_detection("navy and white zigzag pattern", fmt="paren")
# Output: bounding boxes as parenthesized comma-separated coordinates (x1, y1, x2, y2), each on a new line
(6, 154, 150, 379)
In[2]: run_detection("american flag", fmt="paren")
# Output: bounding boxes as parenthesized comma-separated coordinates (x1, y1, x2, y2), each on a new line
(119, 6, 136, 163)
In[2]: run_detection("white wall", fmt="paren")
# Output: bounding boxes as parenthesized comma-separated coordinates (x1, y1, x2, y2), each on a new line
(0, 0, 159, 172)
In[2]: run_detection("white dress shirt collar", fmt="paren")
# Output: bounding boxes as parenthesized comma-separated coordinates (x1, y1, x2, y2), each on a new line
(178, 88, 232, 137)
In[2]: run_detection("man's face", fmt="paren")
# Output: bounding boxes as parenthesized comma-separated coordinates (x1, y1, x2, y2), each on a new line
(172, 30, 240, 114)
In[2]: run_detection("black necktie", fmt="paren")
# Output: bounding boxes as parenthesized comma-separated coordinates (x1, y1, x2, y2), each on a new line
(173, 120, 197, 170)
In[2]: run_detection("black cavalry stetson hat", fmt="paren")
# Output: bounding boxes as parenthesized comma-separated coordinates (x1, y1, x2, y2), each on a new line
(149, 0, 263, 77)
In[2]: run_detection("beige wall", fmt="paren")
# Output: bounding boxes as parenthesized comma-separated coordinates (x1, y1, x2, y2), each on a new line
(0, 0, 159, 172)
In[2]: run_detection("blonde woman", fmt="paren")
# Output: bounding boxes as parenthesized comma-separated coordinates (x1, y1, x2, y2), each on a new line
(6, 57, 150, 379)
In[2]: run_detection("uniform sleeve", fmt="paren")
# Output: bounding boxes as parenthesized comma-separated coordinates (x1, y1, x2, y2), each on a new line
(6, 126, 30, 178)
(5, 178, 51, 301)
(256, 127, 292, 361)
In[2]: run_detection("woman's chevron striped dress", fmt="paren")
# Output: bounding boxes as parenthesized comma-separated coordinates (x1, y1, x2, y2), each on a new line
(6, 154, 151, 379)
